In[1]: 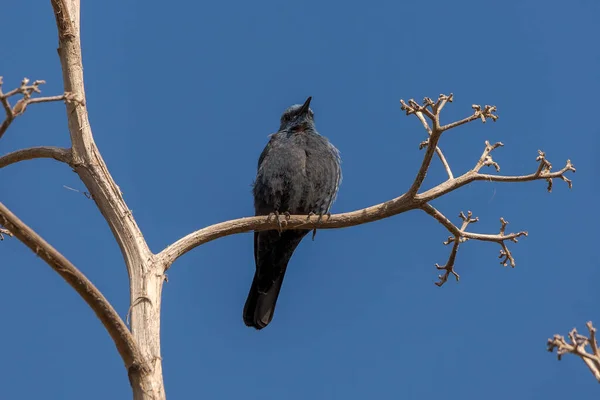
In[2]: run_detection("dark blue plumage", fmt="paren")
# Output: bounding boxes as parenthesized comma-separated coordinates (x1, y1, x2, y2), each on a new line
(243, 97, 342, 329)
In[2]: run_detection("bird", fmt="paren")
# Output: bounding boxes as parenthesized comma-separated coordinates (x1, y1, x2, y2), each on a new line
(243, 96, 342, 330)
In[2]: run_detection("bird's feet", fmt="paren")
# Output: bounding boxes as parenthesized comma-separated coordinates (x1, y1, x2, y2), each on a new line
(267, 211, 291, 235)
(306, 212, 331, 241)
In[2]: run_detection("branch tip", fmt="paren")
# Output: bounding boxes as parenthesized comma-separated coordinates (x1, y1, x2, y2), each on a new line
(0, 227, 13, 240)
(534, 150, 576, 192)
(548, 321, 600, 382)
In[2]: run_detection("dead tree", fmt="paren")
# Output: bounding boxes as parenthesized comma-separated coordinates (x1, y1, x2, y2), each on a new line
(0, 1, 576, 398)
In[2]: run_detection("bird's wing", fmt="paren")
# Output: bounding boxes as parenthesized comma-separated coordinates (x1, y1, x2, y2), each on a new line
(257, 134, 276, 170)
(325, 143, 342, 213)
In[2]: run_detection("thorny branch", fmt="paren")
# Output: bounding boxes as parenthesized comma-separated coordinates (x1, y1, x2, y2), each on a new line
(548, 321, 600, 382)
(0, 76, 73, 139)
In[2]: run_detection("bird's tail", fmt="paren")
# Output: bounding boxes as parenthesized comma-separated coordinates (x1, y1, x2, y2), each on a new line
(243, 269, 287, 329)
(243, 230, 308, 329)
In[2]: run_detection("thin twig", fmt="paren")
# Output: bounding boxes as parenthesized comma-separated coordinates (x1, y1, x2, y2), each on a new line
(412, 110, 454, 180)
(435, 147, 454, 180)
(441, 104, 499, 131)
(0, 227, 13, 240)
(473, 141, 504, 172)
(0, 76, 72, 139)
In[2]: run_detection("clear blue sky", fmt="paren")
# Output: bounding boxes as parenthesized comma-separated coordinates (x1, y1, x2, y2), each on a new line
(1, 0, 598, 398)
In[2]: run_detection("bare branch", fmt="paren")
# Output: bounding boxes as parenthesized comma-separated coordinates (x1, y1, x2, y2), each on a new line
(159, 94, 573, 272)
(475, 158, 575, 188)
(441, 104, 499, 131)
(0, 146, 72, 169)
(420, 204, 527, 286)
(474, 140, 503, 172)
(402, 94, 499, 196)
(401, 97, 445, 196)
(418, 151, 575, 203)
(435, 241, 461, 286)
(435, 147, 454, 180)
(413, 111, 432, 135)
(411, 109, 453, 180)
(0, 202, 144, 371)
(157, 194, 415, 266)
(0, 77, 73, 139)
(548, 321, 600, 382)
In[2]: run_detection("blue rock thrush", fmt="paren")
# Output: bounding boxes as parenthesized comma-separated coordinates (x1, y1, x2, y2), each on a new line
(244, 96, 342, 329)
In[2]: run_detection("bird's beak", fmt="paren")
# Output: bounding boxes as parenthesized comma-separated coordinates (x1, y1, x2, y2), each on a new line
(298, 96, 312, 116)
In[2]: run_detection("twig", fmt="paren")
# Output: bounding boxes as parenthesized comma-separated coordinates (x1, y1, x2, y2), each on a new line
(0, 76, 73, 139)
(418, 151, 575, 203)
(0, 202, 143, 370)
(0, 227, 13, 240)
(474, 141, 503, 172)
(401, 94, 498, 196)
(435, 147, 454, 180)
(0, 146, 72, 169)
(548, 321, 600, 382)
(435, 241, 460, 286)
(412, 110, 454, 180)
(441, 104, 499, 131)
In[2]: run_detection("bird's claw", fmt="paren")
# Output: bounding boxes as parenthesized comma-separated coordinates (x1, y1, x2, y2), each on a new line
(267, 211, 290, 235)
(310, 212, 331, 241)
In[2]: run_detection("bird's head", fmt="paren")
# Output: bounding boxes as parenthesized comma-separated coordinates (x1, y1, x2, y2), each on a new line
(279, 96, 315, 132)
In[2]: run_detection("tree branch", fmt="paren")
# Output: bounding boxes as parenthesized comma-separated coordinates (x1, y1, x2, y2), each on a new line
(548, 321, 600, 382)
(158, 94, 574, 276)
(421, 205, 527, 286)
(0, 202, 144, 371)
(157, 195, 415, 267)
(0, 77, 72, 139)
(417, 145, 575, 203)
(411, 109, 454, 180)
(0, 146, 72, 169)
